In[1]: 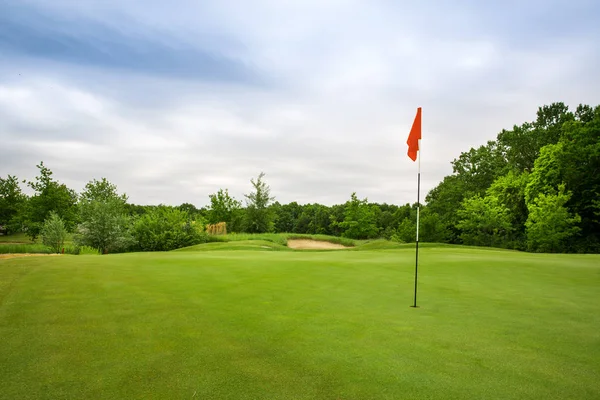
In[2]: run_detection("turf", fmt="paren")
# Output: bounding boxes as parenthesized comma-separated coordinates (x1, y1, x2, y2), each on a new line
(1, 248, 599, 399)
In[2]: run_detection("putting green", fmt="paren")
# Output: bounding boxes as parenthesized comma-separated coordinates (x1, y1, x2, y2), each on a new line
(1, 247, 598, 399)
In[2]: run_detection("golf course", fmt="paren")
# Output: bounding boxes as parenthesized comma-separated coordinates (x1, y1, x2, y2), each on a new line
(1, 241, 598, 399)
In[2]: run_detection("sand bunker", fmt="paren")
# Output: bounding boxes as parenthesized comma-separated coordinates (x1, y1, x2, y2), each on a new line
(287, 239, 349, 250)
(0, 253, 61, 260)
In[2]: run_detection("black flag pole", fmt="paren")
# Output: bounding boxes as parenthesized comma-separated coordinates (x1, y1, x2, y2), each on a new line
(412, 140, 421, 308)
(412, 162, 421, 307)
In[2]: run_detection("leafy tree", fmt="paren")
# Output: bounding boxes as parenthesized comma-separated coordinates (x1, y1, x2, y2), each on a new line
(392, 206, 448, 243)
(456, 195, 513, 247)
(207, 189, 243, 232)
(487, 171, 530, 248)
(497, 102, 573, 173)
(425, 175, 467, 242)
(525, 184, 581, 253)
(0, 175, 26, 234)
(132, 206, 206, 251)
(41, 212, 67, 254)
(557, 110, 600, 251)
(22, 162, 78, 240)
(419, 209, 451, 243)
(76, 178, 132, 254)
(339, 193, 379, 239)
(244, 172, 275, 233)
(451, 140, 507, 196)
(178, 203, 202, 221)
(272, 202, 302, 233)
(524, 143, 563, 205)
(328, 204, 346, 237)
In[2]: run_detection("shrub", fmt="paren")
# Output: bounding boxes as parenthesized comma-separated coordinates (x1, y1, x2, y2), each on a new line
(41, 212, 67, 254)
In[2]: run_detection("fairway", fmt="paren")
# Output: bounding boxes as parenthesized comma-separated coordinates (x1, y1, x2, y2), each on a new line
(1, 248, 599, 399)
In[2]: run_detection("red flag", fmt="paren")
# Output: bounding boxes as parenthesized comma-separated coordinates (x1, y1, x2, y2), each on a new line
(407, 107, 421, 161)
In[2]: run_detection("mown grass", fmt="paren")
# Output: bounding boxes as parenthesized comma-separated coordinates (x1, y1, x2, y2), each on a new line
(1, 248, 599, 399)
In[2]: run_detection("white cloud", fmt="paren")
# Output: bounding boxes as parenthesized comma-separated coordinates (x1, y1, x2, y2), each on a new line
(1, 0, 600, 207)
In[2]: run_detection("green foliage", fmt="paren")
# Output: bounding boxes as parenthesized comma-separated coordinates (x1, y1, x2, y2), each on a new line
(132, 206, 207, 252)
(487, 171, 530, 248)
(22, 162, 78, 240)
(497, 102, 573, 172)
(0, 175, 26, 234)
(244, 172, 275, 233)
(451, 140, 507, 196)
(75, 178, 133, 254)
(525, 184, 581, 253)
(393, 218, 415, 243)
(426, 102, 599, 253)
(339, 193, 379, 239)
(41, 212, 67, 254)
(207, 189, 243, 232)
(457, 195, 513, 247)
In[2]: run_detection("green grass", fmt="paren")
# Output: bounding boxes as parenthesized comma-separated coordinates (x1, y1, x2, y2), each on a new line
(1, 248, 599, 399)
(0, 232, 33, 243)
(0, 243, 51, 254)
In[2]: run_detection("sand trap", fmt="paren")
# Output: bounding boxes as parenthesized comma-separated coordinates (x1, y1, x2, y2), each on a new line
(0, 254, 61, 260)
(287, 239, 349, 250)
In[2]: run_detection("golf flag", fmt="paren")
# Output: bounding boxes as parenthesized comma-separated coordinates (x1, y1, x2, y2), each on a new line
(407, 107, 422, 161)
(407, 106, 422, 308)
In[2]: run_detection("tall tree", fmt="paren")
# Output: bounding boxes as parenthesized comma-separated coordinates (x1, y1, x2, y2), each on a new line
(339, 193, 379, 239)
(451, 140, 507, 196)
(0, 175, 26, 234)
(23, 162, 78, 240)
(244, 172, 275, 233)
(207, 189, 243, 232)
(525, 184, 581, 253)
(487, 171, 530, 248)
(456, 195, 513, 247)
(497, 102, 573, 173)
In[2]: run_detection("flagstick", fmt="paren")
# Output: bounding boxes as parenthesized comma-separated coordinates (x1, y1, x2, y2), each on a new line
(412, 140, 421, 308)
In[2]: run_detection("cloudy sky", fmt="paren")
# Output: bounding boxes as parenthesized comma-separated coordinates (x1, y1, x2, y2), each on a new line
(1, 0, 599, 207)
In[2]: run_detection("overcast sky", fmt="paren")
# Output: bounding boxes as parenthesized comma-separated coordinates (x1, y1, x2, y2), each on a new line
(1, 0, 599, 207)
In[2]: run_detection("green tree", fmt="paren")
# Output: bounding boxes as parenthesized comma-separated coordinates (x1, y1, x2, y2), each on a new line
(425, 175, 467, 242)
(419, 208, 451, 243)
(272, 202, 302, 233)
(451, 140, 507, 196)
(207, 189, 243, 232)
(556, 109, 600, 251)
(244, 172, 275, 233)
(41, 212, 67, 254)
(132, 206, 206, 251)
(76, 178, 132, 254)
(393, 217, 416, 243)
(487, 171, 530, 248)
(525, 184, 581, 253)
(456, 195, 513, 247)
(339, 193, 379, 239)
(497, 102, 573, 173)
(0, 175, 26, 234)
(22, 162, 78, 240)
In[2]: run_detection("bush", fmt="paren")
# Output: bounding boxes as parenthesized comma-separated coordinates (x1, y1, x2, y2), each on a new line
(133, 206, 208, 252)
(41, 212, 67, 254)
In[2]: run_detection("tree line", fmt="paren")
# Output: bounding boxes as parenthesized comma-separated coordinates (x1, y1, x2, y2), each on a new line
(1, 102, 598, 253)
